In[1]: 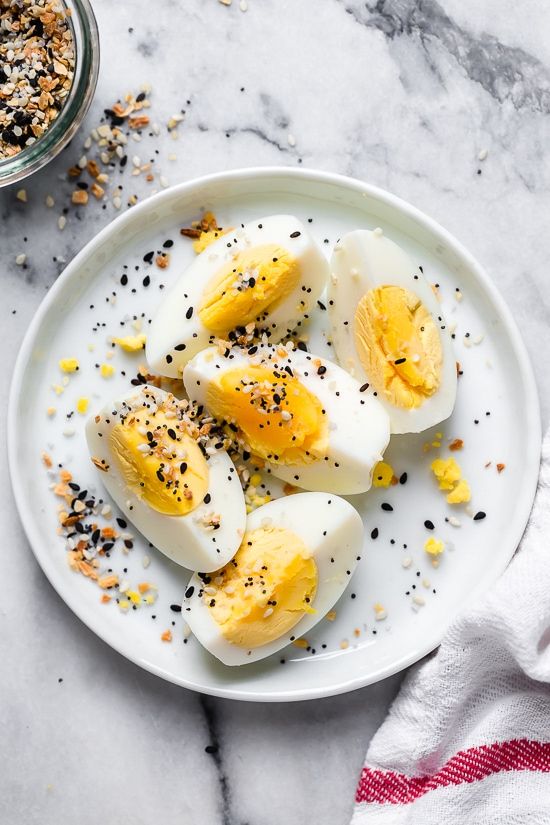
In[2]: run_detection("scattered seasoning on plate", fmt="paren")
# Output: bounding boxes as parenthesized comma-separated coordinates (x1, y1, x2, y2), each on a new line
(0, 0, 75, 159)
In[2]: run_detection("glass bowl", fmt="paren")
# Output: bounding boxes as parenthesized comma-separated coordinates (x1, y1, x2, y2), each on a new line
(0, 0, 100, 188)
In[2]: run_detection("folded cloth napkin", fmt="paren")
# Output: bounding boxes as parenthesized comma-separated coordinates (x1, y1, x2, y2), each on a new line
(352, 432, 550, 824)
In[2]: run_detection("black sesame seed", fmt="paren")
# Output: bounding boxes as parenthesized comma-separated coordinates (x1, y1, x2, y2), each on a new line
(186, 307, 193, 320)
(359, 383, 369, 392)
(174, 343, 186, 351)
(399, 472, 408, 485)
(185, 586, 195, 598)
(424, 520, 435, 530)
(371, 527, 379, 539)
(289, 231, 301, 238)
(170, 604, 182, 613)
(381, 503, 393, 512)
(473, 511, 486, 521)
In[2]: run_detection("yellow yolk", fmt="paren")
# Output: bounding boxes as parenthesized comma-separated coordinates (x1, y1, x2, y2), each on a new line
(431, 457, 462, 490)
(109, 407, 208, 515)
(113, 334, 147, 352)
(424, 537, 445, 556)
(206, 526, 317, 648)
(193, 228, 230, 254)
(446, 479, 471, 504)
(354, 286, 442, 409)
(76, 397, 89, 415)
(100, 363, 115, 378)
(59, 357, 79, 373)
(205, 365, 328, 464)
(372, 460, 395, 487)
(431, 457, 471, 504)
(199, 245, 299, 334)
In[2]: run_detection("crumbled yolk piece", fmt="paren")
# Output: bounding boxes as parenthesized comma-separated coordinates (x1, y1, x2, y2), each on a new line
(193, 228, 230, 254)
(424, 537, 445, 556)
(354, 286, 442, 409)
(59, 357, 79, 373)
(109, 405, 208, 516)
(446, 479, 471, 504)
(372, 461, 395, 487)
(76, 397, 89, 415)
(207, 526, 317, 648)
(431, 457, 462, 490)
(113, 334, 147, 352)
(199, 244, 299, 334)
(206, 365, 328, 465)
(100, 363, 115, 378)
(431, 457, 471, 504)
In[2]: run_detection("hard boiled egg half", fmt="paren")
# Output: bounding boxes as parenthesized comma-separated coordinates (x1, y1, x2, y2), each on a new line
(328, 229, 457, 434)
(183, 343, 390, 495)
(182, 492, 363, 665)
(86, 385, 246, 572)
(146, 214, 329, 378)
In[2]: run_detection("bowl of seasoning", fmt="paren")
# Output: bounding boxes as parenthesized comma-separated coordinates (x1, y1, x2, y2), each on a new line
(0, 0, 99, 187)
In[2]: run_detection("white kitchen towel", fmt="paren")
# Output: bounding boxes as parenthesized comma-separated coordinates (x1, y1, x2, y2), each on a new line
(352, 432, 550, 824)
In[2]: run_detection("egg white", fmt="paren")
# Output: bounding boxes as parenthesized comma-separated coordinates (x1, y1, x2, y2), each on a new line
(328, 229, 457, 434)
(182, 492, 364, 666)
(146, 214, 329, 378)
(85, 385, 246, 572)
(183, 344, 391, 495)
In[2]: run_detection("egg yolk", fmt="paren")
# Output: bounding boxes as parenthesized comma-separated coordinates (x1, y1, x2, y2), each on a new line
(205, 365, 329, 464)
(372, 460, 395, 487)
(431, 457, 471, 504)
(199, 245, 299, 334)
(354, 286, 442, 409)
(206, 526, 317, 648)
(431, 457, 461, 490)
(109, 406, 208, 516)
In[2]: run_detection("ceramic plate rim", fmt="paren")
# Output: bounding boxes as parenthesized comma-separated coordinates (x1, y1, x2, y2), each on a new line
(8, 166, 542, 701)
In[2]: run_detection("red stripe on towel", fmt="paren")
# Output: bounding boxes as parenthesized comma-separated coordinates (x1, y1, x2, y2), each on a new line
(356, 739, 550, 804)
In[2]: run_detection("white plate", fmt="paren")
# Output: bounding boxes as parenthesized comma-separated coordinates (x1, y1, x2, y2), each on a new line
(8, 168, 541, 701)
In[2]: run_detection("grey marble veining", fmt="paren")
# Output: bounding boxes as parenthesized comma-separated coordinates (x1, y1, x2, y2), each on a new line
(2, 1, 550, 823)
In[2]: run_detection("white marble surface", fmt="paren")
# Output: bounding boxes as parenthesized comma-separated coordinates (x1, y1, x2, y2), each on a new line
(1, 0, 550, 822)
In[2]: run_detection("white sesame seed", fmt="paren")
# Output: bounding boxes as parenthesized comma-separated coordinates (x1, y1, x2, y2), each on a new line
(448, 516, 461, 527)
(101, 504, 112, 517)
(160, 175, 169, 188)
(413, 595, 425, 606)
(15, 253, 26, 265)
(263, 607, 273, 618)
(287, 133, 296, 147)
(182, 622, 192, 639)
(58, 215, 66, 230)
(142, 555, 151, 568)
(16, 188, 27, 202)
(113, 196, 122, 210)
(62, 426, 75, 437)
(45, 195, 55, 208)
(119, 580, 129, 593)
(401, 556, 412, 568)
(478, 148, 488, 161)
(204, 586, 217, 596)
